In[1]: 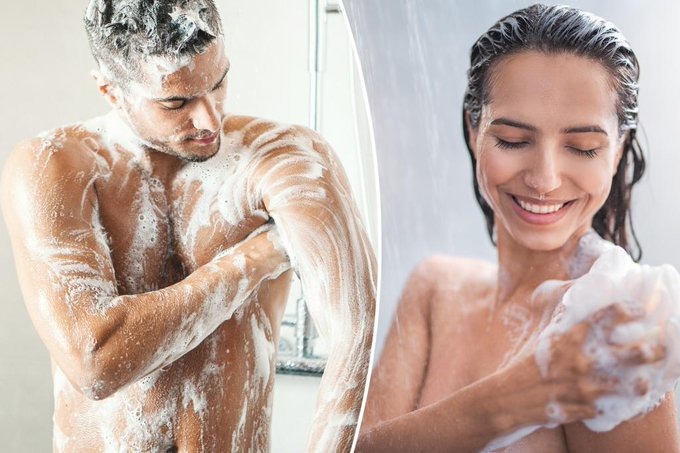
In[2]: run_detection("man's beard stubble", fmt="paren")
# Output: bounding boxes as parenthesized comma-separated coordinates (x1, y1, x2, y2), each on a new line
(143, 134, 222, 163)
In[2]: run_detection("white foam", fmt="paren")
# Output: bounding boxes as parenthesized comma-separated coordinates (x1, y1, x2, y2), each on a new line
(40, 115, 374, 451)
(482, 425, 539, 452)
(536, 245, 680, 431)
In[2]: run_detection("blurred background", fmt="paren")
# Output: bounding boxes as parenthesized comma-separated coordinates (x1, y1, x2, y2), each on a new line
(343, 0, 680, 363)
(0, 1, 378, 451)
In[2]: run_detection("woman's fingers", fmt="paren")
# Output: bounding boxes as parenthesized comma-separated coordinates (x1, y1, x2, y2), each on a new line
(591, 302, 640, 326)
(611, 342, 667, 365)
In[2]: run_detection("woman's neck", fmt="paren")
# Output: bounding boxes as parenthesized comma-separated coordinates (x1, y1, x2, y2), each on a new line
(494, 224, 592, 305)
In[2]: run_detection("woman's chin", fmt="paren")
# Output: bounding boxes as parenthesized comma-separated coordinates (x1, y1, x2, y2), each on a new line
(504, 225, 580, 253)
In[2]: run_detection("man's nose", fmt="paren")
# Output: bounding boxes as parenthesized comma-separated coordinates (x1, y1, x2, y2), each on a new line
(523, 147, 562, 195)
(191, 96, 221, 132)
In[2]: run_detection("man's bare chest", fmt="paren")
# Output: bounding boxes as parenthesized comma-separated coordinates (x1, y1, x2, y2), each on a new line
(93, 158, 266, 292)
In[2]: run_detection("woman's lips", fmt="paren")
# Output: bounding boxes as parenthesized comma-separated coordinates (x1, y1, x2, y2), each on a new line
(507, 193, 575, 225)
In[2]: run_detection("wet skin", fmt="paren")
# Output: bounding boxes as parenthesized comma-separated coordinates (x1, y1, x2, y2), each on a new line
(3, 115, 290, 451)
(1, 39, 376, 450)
(358, 52, 680, 452)
(362, 250, 679, 452)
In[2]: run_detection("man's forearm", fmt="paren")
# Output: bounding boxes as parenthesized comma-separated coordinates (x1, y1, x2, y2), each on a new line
(72, 243, 285, 400)
(306, 305, 375, 452)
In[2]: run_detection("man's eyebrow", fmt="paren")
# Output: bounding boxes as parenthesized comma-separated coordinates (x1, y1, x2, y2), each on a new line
(153, 64, 230, 103)
(490, 118, 537, 131)
(154, 95, 189, 102)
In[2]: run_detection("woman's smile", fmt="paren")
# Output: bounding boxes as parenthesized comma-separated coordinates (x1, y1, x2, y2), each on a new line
(471, 51, 623, 252)
(506, 193, 577, 226)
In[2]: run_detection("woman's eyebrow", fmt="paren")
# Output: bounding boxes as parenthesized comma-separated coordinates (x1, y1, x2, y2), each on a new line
(561, 125, 608, 135)
(490, 118, 537, 131)
(490, 118, 608, 136)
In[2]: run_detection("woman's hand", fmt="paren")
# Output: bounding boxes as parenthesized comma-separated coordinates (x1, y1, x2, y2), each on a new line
(482, 282, 668, 451)
(531, 303, 664, 421)
(533, 244, 680, 434)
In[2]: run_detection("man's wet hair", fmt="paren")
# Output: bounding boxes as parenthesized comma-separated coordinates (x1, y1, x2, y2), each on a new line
(84, 0, 223, 86)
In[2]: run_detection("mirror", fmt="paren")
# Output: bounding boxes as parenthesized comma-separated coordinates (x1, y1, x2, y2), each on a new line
(0, 0, 378, 451)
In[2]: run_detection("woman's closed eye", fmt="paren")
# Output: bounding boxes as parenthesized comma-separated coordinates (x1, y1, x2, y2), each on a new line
(495, 137, 600, 158)
(566, 146, 598, 158)
(495, 137, 529, 150)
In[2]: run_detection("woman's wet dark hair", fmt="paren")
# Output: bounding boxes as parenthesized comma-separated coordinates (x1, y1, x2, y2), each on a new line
(462, 3, 645, 260)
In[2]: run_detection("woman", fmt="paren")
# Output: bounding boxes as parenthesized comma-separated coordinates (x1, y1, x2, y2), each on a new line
(357, 4, 680, 452)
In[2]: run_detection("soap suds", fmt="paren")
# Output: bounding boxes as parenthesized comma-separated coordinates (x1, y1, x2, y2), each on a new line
(485, 243, 680, 450)
(536, 245, 680, 431)
(14, 112, 373, 451)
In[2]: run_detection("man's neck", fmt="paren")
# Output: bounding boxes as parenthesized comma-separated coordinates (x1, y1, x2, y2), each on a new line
(82, 111, 185, 184)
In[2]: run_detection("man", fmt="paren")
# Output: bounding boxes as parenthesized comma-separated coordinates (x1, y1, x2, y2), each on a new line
(0, 0, 376, 451)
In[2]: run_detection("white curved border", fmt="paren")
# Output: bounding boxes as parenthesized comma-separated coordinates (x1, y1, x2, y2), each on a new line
(336, 1, 383, 451)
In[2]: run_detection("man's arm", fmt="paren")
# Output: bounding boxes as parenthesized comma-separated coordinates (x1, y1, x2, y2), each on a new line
(0, 137, 288, 400)
(252, 123, 377, 452)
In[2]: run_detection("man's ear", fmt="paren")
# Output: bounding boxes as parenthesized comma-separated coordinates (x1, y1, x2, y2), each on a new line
(91, 69, 120, 108)
(465, 110, 478, 156)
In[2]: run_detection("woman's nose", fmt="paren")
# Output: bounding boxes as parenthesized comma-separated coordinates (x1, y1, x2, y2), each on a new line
(523, 148, 562, 195)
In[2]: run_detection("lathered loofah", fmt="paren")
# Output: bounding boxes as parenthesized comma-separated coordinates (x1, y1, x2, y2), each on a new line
(535, 244, 680, 431)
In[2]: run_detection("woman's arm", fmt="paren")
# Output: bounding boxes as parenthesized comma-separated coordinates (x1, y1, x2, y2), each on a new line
(356, 267, 662, 452)
(564, 391, 680, 452)
(360, 259, 436, 430)
(357, 348, 575, 452)
(356, 257, 553, 452)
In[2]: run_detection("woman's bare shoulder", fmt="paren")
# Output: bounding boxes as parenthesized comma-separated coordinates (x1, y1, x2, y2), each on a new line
(400, 255, 497, 318)
(411, 255, 496, 292)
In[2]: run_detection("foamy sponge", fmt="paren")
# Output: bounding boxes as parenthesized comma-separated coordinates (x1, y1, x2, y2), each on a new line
(535, 244, 680, 431)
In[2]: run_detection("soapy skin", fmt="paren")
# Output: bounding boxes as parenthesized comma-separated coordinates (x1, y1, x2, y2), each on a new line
(357, 51, 680, 452)
(1, 42, 376, 453)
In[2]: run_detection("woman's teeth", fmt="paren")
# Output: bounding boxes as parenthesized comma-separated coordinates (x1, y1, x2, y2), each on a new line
(516, 197, 566, 214)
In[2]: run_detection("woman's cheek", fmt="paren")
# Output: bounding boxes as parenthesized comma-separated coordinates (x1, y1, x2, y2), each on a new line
(570, 155, 616, 201)
(476, 146, 522, 206)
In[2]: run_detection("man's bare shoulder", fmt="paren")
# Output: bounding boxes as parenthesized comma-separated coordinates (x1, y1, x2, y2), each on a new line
(1, 124, 107, 213)
(3, 124, 104, 181)
(223, 114, 323, 149)
(222, 115, 337, 193)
